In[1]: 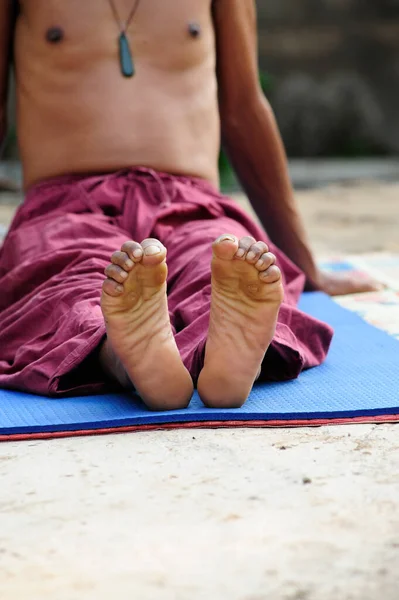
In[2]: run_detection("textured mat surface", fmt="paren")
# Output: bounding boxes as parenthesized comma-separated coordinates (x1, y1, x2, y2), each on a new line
(0, 292, 398, 439)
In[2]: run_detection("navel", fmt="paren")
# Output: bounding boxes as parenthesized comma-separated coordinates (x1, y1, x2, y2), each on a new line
(45, 26, 64, 44)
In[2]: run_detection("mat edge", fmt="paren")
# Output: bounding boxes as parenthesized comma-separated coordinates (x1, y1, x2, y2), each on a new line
(1, 414, 398, 442)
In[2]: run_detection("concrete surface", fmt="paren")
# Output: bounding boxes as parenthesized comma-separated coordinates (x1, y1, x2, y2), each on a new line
(0, 425, 398, 599)
(288, 159, 399, 189)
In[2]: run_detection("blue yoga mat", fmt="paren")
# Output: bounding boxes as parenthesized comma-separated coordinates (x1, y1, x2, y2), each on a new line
(0, 293, 398, 437)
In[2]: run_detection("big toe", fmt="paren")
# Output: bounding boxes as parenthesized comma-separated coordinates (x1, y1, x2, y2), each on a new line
(141, 238, 167, 266)
(212, 234, 239, 260)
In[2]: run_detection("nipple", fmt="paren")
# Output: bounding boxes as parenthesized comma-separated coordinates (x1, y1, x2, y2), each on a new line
(188, 22, 201, 38)
(46, 27, 64, 44)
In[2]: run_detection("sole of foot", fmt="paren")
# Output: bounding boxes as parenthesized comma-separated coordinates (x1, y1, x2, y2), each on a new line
(197, 234, 284, 409)
(100, 238, 193, 411)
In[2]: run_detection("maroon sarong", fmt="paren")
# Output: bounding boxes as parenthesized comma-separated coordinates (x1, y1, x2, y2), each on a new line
(0, 168, 333, 396)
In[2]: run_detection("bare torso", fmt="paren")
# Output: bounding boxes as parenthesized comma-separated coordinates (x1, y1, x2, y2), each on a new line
(15, 0, 220, 189)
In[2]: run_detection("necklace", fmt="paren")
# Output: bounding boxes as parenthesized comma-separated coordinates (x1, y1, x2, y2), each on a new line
(107, 0, 142, 77)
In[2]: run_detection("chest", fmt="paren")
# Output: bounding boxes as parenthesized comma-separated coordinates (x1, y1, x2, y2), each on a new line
(17, 0, 214, 46)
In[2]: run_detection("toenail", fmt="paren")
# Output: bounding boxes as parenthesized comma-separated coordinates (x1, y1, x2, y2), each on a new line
(219, 235, 236, 243)
(236, 248, 245, 258)
(133, 249, 143, 258)
(125, 259, 134, 268)
(116, 285, 124, 292)
(144, 245, 161, 256)
(121, 271, 128, 278)
(255, 259, 263, 268)
(247, 251, 256, 261)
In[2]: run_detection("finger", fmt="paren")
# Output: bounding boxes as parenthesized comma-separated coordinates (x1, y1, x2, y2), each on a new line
(356, 277, 385, 293)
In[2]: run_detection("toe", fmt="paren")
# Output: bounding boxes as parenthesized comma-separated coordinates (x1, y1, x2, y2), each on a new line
(254, 252, 276, 272)
(104, 264, 129, 284)
(140, 238, 166, 266)
(234, 236, 256, 260)
(102, 278, 124, 297)
(212, 234, 239, 260)
(121, 241, 144, 263)
(246, 241, 269, 264)
(111, 251, 134, 271)
(259, 264, 282, 283)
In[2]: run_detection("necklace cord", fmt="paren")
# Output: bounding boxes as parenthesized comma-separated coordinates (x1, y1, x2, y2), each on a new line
(108, 0, 142, 33)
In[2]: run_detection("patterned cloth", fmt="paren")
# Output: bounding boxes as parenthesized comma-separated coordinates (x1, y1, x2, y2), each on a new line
(321, 253, 399, 340)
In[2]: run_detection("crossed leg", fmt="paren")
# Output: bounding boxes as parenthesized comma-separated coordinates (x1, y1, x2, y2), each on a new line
(100, 234, 283, 410)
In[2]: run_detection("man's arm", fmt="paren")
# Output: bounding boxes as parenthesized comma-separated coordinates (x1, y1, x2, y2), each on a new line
(0, 0, 14, 155)
(213, 0, 381, 295)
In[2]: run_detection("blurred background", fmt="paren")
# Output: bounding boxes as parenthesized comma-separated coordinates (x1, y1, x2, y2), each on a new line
(220, 0, 399, 187)
(1, 0, 399, 254)
(259, 0, 399, 159)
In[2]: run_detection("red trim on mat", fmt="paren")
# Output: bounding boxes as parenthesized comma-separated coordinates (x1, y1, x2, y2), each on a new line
(1, 414, 398, 442)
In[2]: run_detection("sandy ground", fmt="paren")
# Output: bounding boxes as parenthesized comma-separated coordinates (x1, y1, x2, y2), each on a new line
(0, 181, 398, 600)
(239, 181, 399, 256)
(1, 180, 398, 254)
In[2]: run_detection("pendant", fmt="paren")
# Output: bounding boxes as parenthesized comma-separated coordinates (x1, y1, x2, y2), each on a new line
(118, 32, 135, 77)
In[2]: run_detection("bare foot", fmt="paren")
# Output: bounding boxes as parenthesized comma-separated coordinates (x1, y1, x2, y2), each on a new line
(197, 235, 284, 408)
(100, 239, 193, 410)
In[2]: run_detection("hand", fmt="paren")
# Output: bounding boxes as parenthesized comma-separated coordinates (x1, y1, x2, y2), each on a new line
(316, 270, 385, 297)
